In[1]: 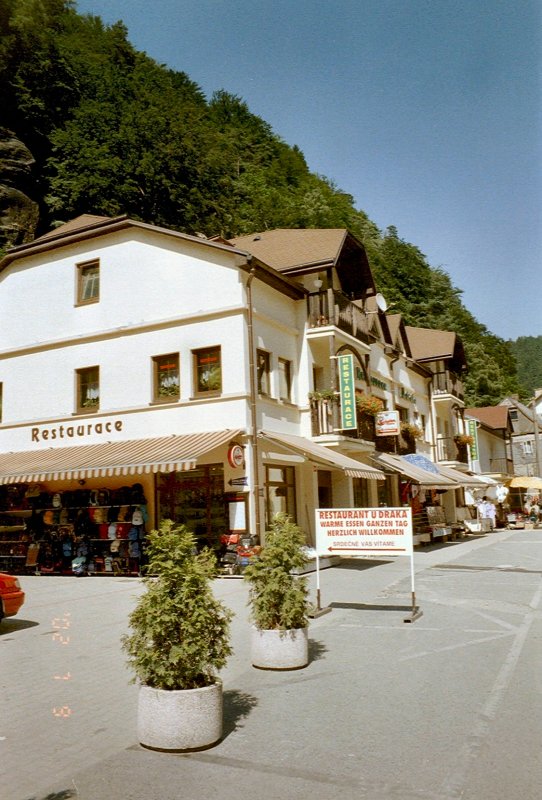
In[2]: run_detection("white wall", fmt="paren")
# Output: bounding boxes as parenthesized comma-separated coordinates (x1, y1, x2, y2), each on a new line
(0, 229, 245, 349)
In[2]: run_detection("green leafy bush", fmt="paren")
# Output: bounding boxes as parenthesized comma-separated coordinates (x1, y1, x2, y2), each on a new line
(122, 520, 233, 690)
(243, 513, 310, 631)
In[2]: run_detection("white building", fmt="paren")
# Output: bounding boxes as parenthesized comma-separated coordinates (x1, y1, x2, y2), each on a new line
(0, 215, 484, 574)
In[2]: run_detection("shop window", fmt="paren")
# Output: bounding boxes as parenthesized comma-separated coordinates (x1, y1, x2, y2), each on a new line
(278, 358, 292, 401)
(156, 464, 226, 548)
(257, 350, 271, 396)
(193, 346, 221, 395)
(353, 477, 369, 508)
(317, 470, 332, 508)
(76, 366, 99, 412)
(378, 475, 394, 507)
(152, 353, 180, 402)
(77, 260, 100, 304)
(265, 465, 296, 525)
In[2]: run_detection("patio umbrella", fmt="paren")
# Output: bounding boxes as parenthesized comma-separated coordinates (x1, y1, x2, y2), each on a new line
(508, 476, 542, 489)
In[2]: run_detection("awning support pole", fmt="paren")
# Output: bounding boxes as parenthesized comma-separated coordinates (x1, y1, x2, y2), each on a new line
(309, 554, 332, 618)
(404, 548, 423, 623)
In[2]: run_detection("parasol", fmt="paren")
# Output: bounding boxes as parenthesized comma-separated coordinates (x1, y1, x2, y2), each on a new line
(507, 476, 542, 490)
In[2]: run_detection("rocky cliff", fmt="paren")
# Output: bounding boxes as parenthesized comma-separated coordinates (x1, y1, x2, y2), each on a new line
(0, 129, 39, 250)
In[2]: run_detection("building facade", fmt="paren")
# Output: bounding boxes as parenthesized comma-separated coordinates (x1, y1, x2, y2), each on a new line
(0, 215, 481, 574)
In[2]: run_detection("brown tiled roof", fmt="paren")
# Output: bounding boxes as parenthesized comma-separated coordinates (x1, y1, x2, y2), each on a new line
(385, 313, 402, 343)
(34, 214, 115, 242)
(228, 229, 348, 272)
(1, 215, 247, 270)
(0, 215, 305, 300)
(465, 407, 510, 430)
(405, 326, 457, 360)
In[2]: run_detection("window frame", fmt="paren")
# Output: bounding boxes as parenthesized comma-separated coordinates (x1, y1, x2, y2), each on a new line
(192, 346, 222, 396)
(278, 357, 292, 401)
(76, 259, 100, 305)
(265, 465, 297, 526)
(76, 366, 100, 413)
(152, 353, 180, 403)
(256, 349, 271, 396)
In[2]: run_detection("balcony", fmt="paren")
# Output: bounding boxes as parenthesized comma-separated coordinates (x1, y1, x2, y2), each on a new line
(310, 396, 375, 442)
(307, 289, 372, 345)
(309, 398, 416, 454)
(488, 457, 513, 476)
(436, 437, 469, 464)
(432, 371, 464, 402)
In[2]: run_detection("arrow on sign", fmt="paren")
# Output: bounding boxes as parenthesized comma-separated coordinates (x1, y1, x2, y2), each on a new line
(229, 477, 248, 487)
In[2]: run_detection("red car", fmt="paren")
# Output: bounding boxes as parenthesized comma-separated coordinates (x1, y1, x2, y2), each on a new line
(0, 573, 25, 621)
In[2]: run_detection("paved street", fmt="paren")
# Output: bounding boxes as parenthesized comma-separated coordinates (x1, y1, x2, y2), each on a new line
(1, 528, 541, 800)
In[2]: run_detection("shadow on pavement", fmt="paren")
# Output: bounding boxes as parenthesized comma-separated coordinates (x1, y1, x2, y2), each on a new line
(331, 601, 413, 612)
(0, 618, 39, 635)
(26, 791, 76, 800)
(308, 638, 328, 663)
(334, 559, 392, 571)
(222, 689, 258, 738)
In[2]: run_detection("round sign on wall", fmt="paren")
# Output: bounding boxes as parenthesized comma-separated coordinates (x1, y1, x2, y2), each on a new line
(227, 444, 245, 469)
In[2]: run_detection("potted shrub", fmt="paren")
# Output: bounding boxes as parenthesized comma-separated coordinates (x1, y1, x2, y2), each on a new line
(122, 519, 233, 751)
(243, 513, 311, 670)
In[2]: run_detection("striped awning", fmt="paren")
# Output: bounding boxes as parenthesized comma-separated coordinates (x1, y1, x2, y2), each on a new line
(0, 429, 242, 484)
(373, 453, 457, 488)
(258, 430, 386, 480)
(436, 464, 497, 487)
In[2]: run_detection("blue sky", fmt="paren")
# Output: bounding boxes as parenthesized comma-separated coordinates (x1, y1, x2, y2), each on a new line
(75, 0, 541, 341)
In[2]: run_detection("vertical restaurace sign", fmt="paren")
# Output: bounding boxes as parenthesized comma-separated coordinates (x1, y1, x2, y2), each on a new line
(315, 507, 413, 556)
(467, 418, 478, 461)
(338, 354, 357, 430)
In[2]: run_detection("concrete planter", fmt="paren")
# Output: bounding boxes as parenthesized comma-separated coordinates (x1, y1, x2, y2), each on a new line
(251, 626, 309, 670)
(138, 681, 222, 751)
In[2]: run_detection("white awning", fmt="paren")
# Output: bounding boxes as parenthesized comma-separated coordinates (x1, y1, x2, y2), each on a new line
(373, 453, 456, 488)
(436, 464, 497, 487)
(0, 429, 242, 484)
(258, 430, 386, 480)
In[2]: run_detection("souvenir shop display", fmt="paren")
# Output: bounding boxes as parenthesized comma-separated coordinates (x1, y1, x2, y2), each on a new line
(0, 482, 148, 576)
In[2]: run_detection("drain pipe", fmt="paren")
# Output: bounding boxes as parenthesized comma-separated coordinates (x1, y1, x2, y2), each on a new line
(246, 266, 263, 542)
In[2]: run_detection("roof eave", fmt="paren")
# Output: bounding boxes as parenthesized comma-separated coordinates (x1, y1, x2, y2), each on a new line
(0, 217, 250, 271)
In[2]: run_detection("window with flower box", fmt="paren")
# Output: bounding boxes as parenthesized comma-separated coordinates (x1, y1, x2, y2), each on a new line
(193, 346, 222, 395)
(76, 366, 99, 413)
(152, 353, 180, 402)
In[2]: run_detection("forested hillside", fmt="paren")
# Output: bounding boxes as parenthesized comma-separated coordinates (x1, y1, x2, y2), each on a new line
(509, 337, 542, 396)
(0, 0, 525, 405)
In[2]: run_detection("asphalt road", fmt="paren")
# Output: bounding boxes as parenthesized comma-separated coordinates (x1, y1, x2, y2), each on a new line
(1, 528, 541, 800)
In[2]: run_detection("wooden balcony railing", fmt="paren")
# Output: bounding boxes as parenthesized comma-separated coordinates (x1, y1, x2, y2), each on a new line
(432, 371, 464, 402)
(307, 289, 372, 344)
(436, 437, 469, 463)
(309, 399, 416, 454)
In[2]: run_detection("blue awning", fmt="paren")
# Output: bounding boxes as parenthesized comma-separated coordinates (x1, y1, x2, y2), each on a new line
(402, 453, 441, 474)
